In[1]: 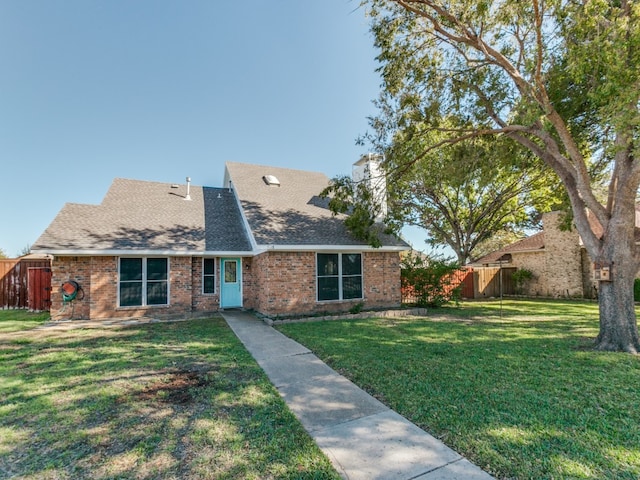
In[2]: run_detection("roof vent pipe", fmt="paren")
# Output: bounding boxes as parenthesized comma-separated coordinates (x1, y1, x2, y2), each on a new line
(185, 176, 192, 201)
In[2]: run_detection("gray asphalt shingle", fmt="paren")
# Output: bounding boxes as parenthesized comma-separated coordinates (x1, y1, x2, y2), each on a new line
(33, 163, 408, 254)
(32, 178, 252, 253)
(225, 162, 407, 248)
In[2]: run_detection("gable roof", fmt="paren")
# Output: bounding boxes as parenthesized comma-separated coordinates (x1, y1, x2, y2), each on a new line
(32, 178, 252, 255)
(470, 231, 545, 265)
(224, 162, 409, 250)
(33, 162, 410, 256)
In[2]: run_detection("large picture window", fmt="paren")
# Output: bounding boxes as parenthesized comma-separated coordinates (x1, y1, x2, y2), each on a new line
(203, 258, 216, 294)
(119, 257, 168, 307)
(316, 253, 362, 301)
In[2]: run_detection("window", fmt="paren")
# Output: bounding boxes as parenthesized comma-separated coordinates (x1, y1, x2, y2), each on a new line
(224, 260, 237, 283)
(317, 253, 362, 301)
(203, 258, 215, 294)
(119, 257, 168, 307)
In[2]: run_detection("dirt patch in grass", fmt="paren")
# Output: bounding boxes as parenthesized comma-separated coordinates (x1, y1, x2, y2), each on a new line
(134, 369, 209, 405)
(1, 316, 341, 480)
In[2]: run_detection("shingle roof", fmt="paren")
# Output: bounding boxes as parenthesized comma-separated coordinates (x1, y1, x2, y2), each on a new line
(470, 231, 545, 265)
(32, 178, 252, 253)
(224, 162, 408, 249)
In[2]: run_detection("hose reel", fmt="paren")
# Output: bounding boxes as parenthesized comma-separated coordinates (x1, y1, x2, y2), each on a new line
(61, 280, 81, 302)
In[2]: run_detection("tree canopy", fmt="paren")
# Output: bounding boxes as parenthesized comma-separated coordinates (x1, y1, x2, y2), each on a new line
(382, 120, 560, 263)
(352, 0, 640, 352)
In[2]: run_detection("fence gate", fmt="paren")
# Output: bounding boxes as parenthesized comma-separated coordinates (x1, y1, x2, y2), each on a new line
(1, 259, 52, 310)
(474, 267, 516, 298)
(28, 267, 52, 311)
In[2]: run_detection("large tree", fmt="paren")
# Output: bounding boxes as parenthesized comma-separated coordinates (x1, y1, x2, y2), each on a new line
(383, 127, 557, 264)
(325, 131, 557, 263)
(360, 0, 639, 352)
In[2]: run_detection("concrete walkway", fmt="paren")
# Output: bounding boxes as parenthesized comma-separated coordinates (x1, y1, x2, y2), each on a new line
(221, 310, 494, 480)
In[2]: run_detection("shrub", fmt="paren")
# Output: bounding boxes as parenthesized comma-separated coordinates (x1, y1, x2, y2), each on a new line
(512, 268, 534, 295)
(401, 253, 461, 307)
(634, 278, 640, 302)
(349, 302, 364, 314)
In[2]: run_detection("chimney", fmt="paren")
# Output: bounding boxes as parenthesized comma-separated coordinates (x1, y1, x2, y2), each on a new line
(352, 153, 387, 221)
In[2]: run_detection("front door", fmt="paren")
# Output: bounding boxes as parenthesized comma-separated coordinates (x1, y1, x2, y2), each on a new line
(220, 258, 242, 308)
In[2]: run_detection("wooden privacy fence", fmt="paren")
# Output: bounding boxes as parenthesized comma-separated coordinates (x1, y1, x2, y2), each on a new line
(0, 258, 52, 311)
(401, 267, 475, 304)
(471, 266, 516, 298)
(401, 266, 516, 303)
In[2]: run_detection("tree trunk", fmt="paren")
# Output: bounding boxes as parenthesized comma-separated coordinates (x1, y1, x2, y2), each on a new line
(593, 217, 640, 353)
(597, 279, 640, 353)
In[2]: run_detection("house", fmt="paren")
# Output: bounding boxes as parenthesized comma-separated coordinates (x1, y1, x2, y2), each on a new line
(469, 211, 599, 298)
(31, 160, 409, 320)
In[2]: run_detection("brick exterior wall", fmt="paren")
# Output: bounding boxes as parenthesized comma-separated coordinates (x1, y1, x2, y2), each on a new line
(248, 251, 318, 316)
(542, 211, 584, 297)
(508, 211, 590, 298)
(51, 255, 219, 320)
(50, 250, 403, 320)
(363, 251, 403, 307)
(51, 256, 92, 320)
(510, 251, 546, 296)
(246, 250, 402, 318)
(191, 257, 220, 312)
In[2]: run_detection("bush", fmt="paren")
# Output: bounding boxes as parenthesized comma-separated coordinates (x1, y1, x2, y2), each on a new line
(401, 253, 461, 307)
(512, 268, 534, 295)
(634, 278, 640, 302)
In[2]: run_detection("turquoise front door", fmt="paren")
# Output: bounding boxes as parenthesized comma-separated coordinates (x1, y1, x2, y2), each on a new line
(220, 258, 242, 308)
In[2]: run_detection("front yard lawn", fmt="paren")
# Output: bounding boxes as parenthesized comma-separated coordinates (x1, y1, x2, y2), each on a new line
(0, 313, 340, 479)
(0, 309, 49, 333)
(277, 299, 640, 480)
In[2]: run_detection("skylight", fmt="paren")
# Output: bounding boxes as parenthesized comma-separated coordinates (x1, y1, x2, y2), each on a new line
(262, 175, 281, 187)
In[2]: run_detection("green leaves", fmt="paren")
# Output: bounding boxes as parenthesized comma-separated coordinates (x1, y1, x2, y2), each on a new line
(385, 124, 558, 262)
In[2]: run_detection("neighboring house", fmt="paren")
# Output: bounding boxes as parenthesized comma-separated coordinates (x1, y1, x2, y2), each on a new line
(31, 160, 409, 320)
(470, 211, 603, 298)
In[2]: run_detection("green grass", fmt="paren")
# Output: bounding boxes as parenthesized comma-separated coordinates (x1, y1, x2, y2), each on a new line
(277, 299, 640, 480)
(0, 309, 50, 333)
(0, 311, 340, 480)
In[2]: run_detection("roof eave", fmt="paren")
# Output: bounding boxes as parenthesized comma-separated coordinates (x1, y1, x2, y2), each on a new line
(32, 244, 410, 257)
(255, 244, 409, 253)
(30, 248, 255, 257)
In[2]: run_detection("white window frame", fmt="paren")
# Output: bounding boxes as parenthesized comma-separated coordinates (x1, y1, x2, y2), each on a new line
(202, 258, 216, 295)
(118, 257, 170, 307)
(316, 252, 363, 302)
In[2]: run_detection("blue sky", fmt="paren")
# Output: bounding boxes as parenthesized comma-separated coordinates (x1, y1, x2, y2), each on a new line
(0, 0, 431, 256)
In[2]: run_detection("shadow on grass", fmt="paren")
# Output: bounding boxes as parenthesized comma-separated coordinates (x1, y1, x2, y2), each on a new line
(277, 300, 640, 480)
(0, 318, 340, 479)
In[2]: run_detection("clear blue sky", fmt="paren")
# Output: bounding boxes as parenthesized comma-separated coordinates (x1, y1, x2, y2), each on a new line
(0, 0, 432, 257)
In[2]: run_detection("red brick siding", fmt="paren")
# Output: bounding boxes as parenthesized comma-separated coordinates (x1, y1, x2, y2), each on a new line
(247, 250, 402, 317)
(52, 255, 208, 320)
(191, 257, 221, 313)
(241, 257, 258, 310)
(51, 251, 402, 320)
(51, 256, 92, 320)
(89, 257, 117, 319)
(363, 251, 402, 307)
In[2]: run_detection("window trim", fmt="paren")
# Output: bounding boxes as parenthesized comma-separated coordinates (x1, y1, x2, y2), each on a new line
(118, 257, 170, 307)
(202, 257, 216, 295)
(316, 252, 363, 302)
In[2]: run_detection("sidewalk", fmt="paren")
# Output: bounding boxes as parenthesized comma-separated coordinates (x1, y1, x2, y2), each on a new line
(221, 310, 494, 480)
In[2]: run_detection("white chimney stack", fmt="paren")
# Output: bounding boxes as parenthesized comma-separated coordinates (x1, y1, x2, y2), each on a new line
(352, 153, 387, 221)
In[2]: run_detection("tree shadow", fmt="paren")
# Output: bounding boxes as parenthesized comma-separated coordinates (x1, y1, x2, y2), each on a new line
(277, 314, 640, 479)
(0, 319, 338, 479)
(241, 199, 403, 246)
